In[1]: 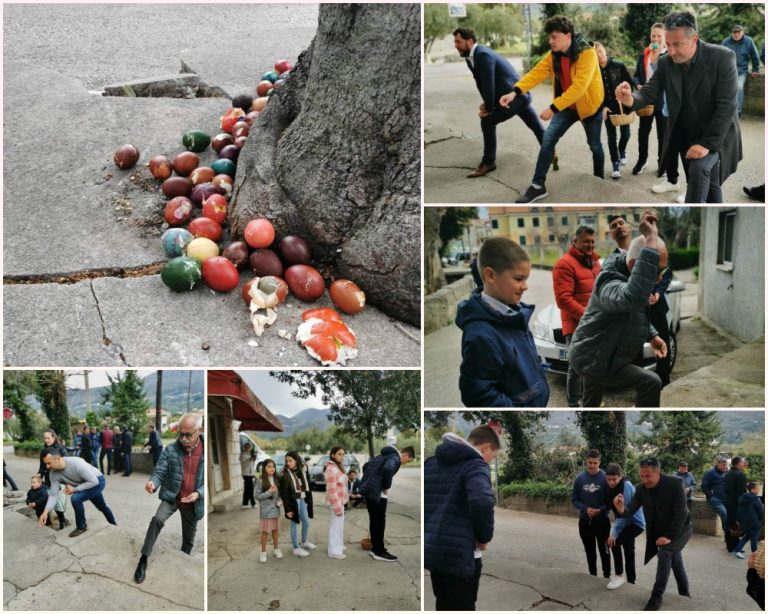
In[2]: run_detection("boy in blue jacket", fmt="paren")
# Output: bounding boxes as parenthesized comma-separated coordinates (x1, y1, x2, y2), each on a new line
(572, 450, 612, 579)
(605, 463, 645, 590)
(425, 424, 500, 610)
(735, 482, 764, 557)
(456, 237, 550, 407)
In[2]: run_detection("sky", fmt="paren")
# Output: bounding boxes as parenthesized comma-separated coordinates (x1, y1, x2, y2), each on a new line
(236, 370, 325, 418)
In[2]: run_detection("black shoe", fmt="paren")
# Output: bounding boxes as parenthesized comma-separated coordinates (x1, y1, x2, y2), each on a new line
(69, 526, 88, 538)
(134, 556, 147, 584)
(515, 184, 548, 203)
(743, 185, 765, 202)
(643, 593, 663, 611)
(632, 161, 647, 175)
(370, 550, 398, 562)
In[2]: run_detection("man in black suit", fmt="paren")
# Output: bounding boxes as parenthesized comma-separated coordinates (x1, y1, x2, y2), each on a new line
(615, 11, 742, 203)
(614, 457, 692, 611)
(453, 28, 546, 178)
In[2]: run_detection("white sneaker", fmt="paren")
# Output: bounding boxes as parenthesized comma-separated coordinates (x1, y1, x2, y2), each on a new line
(651, 180, 680, 194)
(259, 552, 267, 563)
(273, 548, 283, 559)
(301, 541, 317, 550)
(328, 553, 347, 560)
(619, 155, 628, 166)
(292, 547, 310, 557)
(607, 575, 626, 590)
(675, 194, 685, 204)
(241, 505, 250, 510)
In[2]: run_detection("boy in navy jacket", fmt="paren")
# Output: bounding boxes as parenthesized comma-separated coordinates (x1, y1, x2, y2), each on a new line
(26, 475, 49, 522)
(572, 450, 612, 579)
(456, 237, 549, 408)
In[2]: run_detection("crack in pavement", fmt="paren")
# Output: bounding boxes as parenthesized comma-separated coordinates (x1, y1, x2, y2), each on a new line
(4, 262, 165, 285)
(89, 281, 130, 366)
(482, 571, 583, 609)
(424, 134, 463, 147)
(424, 164, 476, 171)
(487, 175, 522, 194)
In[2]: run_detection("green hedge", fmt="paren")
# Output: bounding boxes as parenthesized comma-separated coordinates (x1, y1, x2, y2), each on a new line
(668, 248, 700, 271)
(501, 481, 571, 499)
(13, 440, 42, 451)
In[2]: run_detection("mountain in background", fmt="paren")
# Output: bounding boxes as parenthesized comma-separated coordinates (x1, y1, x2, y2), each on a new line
(28, 371, 205, 418)
(259, 407, 331, 439)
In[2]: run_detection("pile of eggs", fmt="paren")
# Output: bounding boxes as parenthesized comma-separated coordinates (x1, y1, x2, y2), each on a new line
(113, 58, 367, 324)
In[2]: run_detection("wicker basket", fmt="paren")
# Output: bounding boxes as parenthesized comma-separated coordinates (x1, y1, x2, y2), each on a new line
(637, 105, 655, 117)
(609, 101, 635, 126)
(756, 540, 765, 579)
(360, 536, 373, 550)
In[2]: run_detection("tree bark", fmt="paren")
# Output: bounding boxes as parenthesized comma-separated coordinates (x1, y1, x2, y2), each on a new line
(424, 207, 446, 294)
(231, 4, 420, 326)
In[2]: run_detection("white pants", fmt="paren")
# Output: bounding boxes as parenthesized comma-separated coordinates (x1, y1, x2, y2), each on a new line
(328, 507, 345, 555)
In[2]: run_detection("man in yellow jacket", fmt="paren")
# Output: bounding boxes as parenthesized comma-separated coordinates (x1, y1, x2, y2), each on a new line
(499, 15, 605, 203)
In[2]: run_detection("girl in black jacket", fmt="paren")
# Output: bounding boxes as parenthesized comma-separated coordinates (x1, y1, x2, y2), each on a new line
(279, 451, 314, 557)
(38, 429, 70, 530)
(596, 42, 633, 179)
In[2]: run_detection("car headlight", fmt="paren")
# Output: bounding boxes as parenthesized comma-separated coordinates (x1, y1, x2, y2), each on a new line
(532, 320, 553, 343)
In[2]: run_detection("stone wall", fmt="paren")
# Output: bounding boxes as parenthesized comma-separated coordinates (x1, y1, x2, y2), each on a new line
(744, 73, 765, 116)
(424, 274, 474, 334)
(501, 495, 724, 536)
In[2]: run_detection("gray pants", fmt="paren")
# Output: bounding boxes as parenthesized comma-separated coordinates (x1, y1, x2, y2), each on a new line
(683, 151, 723, 203)
(141, 499, 198, 557)
(578, 363, 662, 408)
(565, 335, 583, 407)
(652, 547, 689, 597)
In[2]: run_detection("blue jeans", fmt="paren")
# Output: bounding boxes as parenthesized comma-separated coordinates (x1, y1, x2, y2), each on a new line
(480, 93, 544, 165)
(99, 448, 112, 474)
(70, 475, 117, 529)
(737, 527, 761, 553)
(91, 449, 99, 467)
(289, 497, 310, 548)
(736, 72, 747, 115)
(533, 108, 603, 186)
(708, 497, 728, 534)
(122, 451, 132, 476)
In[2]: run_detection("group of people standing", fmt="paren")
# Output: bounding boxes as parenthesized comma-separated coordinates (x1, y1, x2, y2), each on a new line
(456, 9, 754, 203)
(240, 444, 415, 564)
(72, 422, 164, 476)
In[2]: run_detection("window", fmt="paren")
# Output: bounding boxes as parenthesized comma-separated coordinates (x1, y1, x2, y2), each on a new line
(578, 215, 597, 227)
(717, 210, 736, 266)
(491, 219, 499, 229)
(548, 234, 555, 242)
(517, 218, 525, 228)
(547, 217, 555, 227)
(519, 236, 527, 246)
(533, 235, 541, 244)
(532, 217, 540, 227)
(633, 213, 641, 222)
(561, 216, 569, 226)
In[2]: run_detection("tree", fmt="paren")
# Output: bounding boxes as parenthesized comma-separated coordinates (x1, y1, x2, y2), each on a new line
(462, 4, 523, 49)
(655, 207, 701, 249)
(576, 411, 627, 469)
(533, 4, 577, 56)
(425, 4, 456, 55)
(439, 208, 477, 257)
(695, 3, 764, 47)
(269, 370, 419, 457)
(425, 207, 447, 295)
(231, 4, 420, 326)
(35, 371, 71, 443)
(622, 4, 675, 51)
(634, 411, 722, 475)
(100, 371, 151, 435)
(3, 373, 37, 441)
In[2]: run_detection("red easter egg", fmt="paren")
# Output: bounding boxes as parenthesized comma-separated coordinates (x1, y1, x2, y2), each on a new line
(188, 217, 223, 241)
(202, 256, 240, 292)
(285, 265, 325, 302)
(244, 218, 276, 249)
(202, 194, 228, 224)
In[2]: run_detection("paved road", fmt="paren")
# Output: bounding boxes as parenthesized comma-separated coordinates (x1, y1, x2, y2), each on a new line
(424, 267, 741, 408)
(425, 58, 765, 203)
(425, 507, 761, 611)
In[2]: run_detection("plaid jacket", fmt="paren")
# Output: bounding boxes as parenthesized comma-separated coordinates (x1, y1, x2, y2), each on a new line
(324, 461, 349, 516)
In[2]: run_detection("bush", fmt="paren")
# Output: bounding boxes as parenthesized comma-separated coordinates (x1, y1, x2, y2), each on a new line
(501, 481, 571, 499)
(13, 440, 42, 452)
(668, 248, 700, 271)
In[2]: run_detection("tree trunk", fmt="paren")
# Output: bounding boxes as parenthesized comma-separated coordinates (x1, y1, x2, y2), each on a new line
(366, 424, 375, 460)
(231, 4, 420, 326)
(425, 207, 446, 295)
(155, 370, 163, 431)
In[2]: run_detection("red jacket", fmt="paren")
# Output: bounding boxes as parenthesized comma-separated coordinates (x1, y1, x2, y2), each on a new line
(553, 246, 601, 336)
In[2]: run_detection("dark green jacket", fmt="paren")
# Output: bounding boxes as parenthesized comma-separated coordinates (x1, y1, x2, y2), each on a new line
(570, 248, 659, 376)
(150, 436, 205, 520)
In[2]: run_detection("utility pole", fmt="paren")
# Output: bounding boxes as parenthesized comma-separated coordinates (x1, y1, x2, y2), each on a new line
(83, 370, 92, 414)
(155, 370, 163, 431)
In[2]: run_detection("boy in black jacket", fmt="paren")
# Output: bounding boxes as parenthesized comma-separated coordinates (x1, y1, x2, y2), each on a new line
(26, 475, 49, 523)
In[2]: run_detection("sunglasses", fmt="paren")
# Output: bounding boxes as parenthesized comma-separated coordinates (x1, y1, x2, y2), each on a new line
(639, 457, 660, 468)
(178, 431, 198, 439)
(664, 14, 697, 30)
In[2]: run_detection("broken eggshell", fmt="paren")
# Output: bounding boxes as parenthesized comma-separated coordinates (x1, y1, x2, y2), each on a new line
(296, 317, 358, 366)
(244, 275, 289, 309)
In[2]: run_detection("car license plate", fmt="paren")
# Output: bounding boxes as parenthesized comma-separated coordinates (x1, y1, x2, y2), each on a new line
(559, 349, 568, 360)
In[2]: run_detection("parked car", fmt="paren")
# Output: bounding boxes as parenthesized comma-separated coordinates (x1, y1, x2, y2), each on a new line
(239, 433, 271, 473)
(273, 453, 286, 475)
(308, 454, 361, 491)
(532, 278, 685, 374)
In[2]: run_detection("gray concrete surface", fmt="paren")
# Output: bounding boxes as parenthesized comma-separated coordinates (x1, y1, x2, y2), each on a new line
(208, 467, 421, 611)
(3, 447, 203, 610)
(424, 507, 761, 611)
(425, 59, 765, 204)
(2, 4, 420, 368)
(424, 267, 754, 407)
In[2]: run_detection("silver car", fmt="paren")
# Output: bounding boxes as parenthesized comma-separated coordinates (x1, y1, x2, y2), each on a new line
(533, 278, 685, 374)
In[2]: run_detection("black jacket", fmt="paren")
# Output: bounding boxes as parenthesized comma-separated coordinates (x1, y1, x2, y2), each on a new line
(359, 446, 401, 503)
(121, 430, 133, 454)
(619, 473, 691, 564)
(38, 442, 69, 487)
(26, 485, 49, 509)
(279, 467, 314, 524)
(599, 57, 633, 114)
(79, 433, 92, 460)
(724, 467, 748, 523)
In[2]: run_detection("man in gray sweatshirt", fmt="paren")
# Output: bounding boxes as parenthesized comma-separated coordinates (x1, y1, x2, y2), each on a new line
(39, 454, 117, 537)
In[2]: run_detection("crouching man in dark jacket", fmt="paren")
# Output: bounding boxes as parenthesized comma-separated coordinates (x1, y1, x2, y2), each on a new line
(614, 457, 692, 611)
(359, 444, 415, 562)
(425, 424, 499, 611)
(570, 211, 668, 407)
(134, 414, 204, 584)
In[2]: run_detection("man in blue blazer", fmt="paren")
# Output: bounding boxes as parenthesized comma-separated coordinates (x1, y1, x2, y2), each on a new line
(454, 28, 546, 178)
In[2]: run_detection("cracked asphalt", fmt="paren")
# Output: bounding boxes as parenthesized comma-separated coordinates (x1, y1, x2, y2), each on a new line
(2, 4, 420, 367)
(425, 507, 761, 611)
(424, 58, 765, 204)
(3, 446, 203, 610)
(207, 467, 421, 611)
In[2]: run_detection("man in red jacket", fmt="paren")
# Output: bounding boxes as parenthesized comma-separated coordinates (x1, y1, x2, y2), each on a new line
(553, 226, 601, 407)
